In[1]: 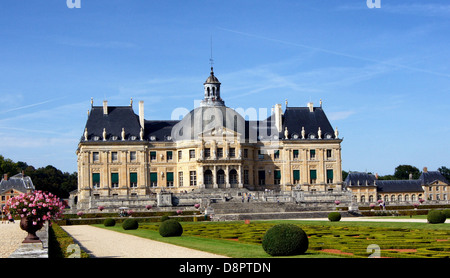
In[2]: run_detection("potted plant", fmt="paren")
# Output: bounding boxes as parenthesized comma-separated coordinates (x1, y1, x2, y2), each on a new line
(194, 203, 200, 209)
(5, 190, 65, 243)
(145, 205, 152, 210)
(98, 206, 105, 212)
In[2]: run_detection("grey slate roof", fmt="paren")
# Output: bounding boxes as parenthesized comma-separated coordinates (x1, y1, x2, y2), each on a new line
(282, 107, 336, 140)
(419, 171, 449, 185)
(0, 173, 35, 195)
(344, 172, 424, 193)
(344, 172, 377, 186)
(376, 180, 423, 193)
(81, 105, 337, 143)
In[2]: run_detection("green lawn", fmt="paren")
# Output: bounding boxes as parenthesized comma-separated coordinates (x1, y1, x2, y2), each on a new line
(94, 219, 450, 258)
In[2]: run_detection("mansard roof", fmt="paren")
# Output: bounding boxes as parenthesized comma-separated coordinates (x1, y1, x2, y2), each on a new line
(419, 171, 449, 185)
(282, 106, 337, 140)
(0, 173, 35, 195)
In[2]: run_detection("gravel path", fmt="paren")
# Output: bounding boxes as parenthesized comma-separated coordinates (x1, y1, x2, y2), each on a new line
(0, 222, 28, 258)
(61, 225, 227, 258)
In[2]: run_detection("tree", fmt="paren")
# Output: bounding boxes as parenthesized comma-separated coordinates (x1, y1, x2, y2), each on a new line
(394, 165, 420, 180)
(438, 166, 450, 181)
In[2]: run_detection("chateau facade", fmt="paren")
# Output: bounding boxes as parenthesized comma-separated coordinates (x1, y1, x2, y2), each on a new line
(75, 67, 343, 209)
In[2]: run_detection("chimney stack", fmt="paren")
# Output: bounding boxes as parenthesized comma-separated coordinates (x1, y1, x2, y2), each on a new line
(307, 102, 314, 112)
(139, 101, 145, 130)
(423, 167, 428, 173)
(3, 174, 8, 181)
(103, 100, 108, 115)
(274, 103, 282, 133)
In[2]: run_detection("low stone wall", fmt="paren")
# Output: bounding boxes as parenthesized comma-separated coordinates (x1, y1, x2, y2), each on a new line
(9, 221, 49, 258)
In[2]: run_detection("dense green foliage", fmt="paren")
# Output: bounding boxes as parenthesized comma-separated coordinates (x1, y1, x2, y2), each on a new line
(161, 215, 171, 222)
(427, 210, 447, 224)
(262, 224, 309, 256)
(328, 212, 341, 222)
(0, 155, 77, 198)
(159, 219, 183, 237)
(104, 218, 116, 226)
(122, 218, 139, 230)
(48, 223, 89, 258)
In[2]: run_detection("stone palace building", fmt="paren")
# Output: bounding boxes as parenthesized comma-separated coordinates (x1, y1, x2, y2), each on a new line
(74, 67, 344, 211)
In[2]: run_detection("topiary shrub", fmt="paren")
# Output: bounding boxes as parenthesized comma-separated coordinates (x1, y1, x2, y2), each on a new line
(328, 212, 341, 222)
(262, 224, 308, 256)
(122, 218, 139, 230)
(159, 219, 183, 237)
(161, 215, 170, 222)
(427, 210, 446, 224)
(103, 218, 116, 227)
(443, 209, 450, 219)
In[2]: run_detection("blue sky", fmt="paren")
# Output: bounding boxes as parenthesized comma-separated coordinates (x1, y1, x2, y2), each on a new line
(0, 0, 449, 175)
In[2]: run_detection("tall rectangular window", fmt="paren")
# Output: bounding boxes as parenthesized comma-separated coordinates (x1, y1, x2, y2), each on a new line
(243, 149, 248, 158)
(150, 172, 158, 187)
(178, 150, 182, 160)
(189, 149, 195, 159)
(130, 172, 138, 188)
(204, 148, 211, 158)
(293, 170, 300, 184)
(326, 149, 332, 160)
(178, 172, 184, 187)
(111, 152, 118, 162)
(190, 171, 197, 186)
(258, 170, 265, 185)
(274, 170, 281, 185)
(293, 150, 299, 159)
(327, 169, 334, 184)
(111, 173, 119, 188)
(217, 148, 223, 158)
(310, 170, 317, 184)
(130, 151, 137, 161)
(166, 172, 174, 187)
(93, 152, 99, 162)
(310, 150, 316, 160)
(274, 150, 280, 159)
(92, 173, 100, 188)
(150, 151, 156, 161)
(244, 170, 249, 184)
(167, 151, 173, 161)
(229, 148, 236, 158)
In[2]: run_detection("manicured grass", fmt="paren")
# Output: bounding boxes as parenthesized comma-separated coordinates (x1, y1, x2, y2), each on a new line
(94, 219, 450, 258)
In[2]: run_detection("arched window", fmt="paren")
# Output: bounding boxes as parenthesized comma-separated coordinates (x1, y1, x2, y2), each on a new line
(217, 169, 225, 185)
(369, 195, 374, 202)
(207, 87, 210, 97)
(360, 195, 366, 203)
(411, 194, 416, 201)
(204, 170, 213, 185)
(212, 87, 216, 97)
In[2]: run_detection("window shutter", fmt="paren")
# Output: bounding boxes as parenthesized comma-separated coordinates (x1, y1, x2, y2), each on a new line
(327, 169, 333, 179)
(293, 170, 300, 180)
(167, 172, 174, 181)
(150, 172, 158, 181)
(274, 170, 281, 179)
(310, 170, 317, 179)
(111, 173, 119, 183)
(92, 173, 100, 183)
(130, 172, 137, 183)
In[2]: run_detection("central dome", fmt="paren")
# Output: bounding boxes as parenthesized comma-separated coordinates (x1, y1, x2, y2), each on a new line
(171, 106, 245, 142)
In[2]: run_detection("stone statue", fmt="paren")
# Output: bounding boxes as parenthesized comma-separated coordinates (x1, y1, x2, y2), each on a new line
(318, 127, 322, 139)
(103, 128, 107, 141)
(301, 126, 305, 139)
(121, 128, 125, 141)
(84, 128, 88, 141)
(334, 127, 339, 139)
(140, 128, 144, 141)
(284, 127, 289, 139)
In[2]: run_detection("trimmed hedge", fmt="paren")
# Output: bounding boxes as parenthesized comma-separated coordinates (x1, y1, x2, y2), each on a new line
(159, 219, 183, 237)
(262, 224, 308, 256)
(427, 210, 446, 224)
(328, 212, 341, 222)
(122, 218, 139, 230)
(104, 218, 116, 227)
(48, 223, 89, 258)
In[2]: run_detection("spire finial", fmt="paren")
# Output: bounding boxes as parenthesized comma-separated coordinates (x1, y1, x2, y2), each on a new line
(209, 35, 214, 71)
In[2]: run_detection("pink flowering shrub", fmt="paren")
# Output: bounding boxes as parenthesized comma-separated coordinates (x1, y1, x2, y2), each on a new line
(5, 190, 65, 225)
(194, 204, 200, 209)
